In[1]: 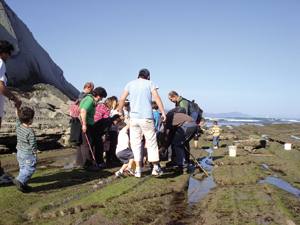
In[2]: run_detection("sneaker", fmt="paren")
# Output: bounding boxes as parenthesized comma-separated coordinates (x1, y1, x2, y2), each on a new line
(134, 171, 142, 178)
(13, 179, 27, 193)
(115, 170, 124, 178)
(152, 167, 164, 176)
(213, 146, 218, 150)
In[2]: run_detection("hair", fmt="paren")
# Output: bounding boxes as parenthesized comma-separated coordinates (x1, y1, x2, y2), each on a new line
(104, 96, 118, 109)
(92, 87, 107, 98)
(117, 121, 127, 131)
(83, 82, 94, 90)
(152, 101, 158, 110)
(213, 120, 218, 125)
(168, 91, 179, 97)
(0, 40, 14, 55)
(18, 107, 35, 124)
(138, 68, 150, 79)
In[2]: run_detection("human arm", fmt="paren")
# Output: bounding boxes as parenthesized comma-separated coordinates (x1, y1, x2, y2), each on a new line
(28, 130, 38, 154)
(117, 90, 129, 115)
(80, 109, 88, 133)
(152, 89, 166, 122)
(0, 81, 21, 108)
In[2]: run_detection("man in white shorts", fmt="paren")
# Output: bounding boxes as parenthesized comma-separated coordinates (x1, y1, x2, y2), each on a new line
(0, 40, 21, 178)
(118, 68, 166, 178)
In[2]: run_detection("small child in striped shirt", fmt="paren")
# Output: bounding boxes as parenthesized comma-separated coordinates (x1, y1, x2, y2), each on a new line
(14, 106, 37, 193)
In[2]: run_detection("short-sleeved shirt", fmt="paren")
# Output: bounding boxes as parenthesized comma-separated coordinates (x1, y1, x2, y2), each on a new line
(153, 110, 161, 131)
(16, 119, 37, 155)
(211, 125, 221, 137)
(94, 103, 110, 122)
(165, 112, 193, 129)
(115, 127, 130, 154)
(0, 58, 7, 117)
(79, 94, 96, 126)
(124, 78, 157, 119)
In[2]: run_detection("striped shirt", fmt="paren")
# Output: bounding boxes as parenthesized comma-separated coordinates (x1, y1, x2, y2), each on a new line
(16, 120, 37, 155)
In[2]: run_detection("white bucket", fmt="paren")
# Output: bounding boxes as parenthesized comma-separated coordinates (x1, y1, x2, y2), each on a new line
(228, 145, 237, 157)
(284, 143, 292, 150)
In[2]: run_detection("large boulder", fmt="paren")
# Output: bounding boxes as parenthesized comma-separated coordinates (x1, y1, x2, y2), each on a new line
(0, 0, 79, 100)
(0, 84, 73, 153)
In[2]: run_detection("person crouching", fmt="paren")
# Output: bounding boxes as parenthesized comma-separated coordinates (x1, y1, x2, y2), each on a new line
(115, 121, 135, 177)
(160, 107, 198, 174)
(14, 107, 37, 193)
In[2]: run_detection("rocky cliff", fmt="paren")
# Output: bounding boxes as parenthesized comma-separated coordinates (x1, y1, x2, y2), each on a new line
(0, 0, 79, 99)
(0, 84, 72, 153)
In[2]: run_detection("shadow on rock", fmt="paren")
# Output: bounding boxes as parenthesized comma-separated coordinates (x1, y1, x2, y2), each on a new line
(30, 169, 113, 192)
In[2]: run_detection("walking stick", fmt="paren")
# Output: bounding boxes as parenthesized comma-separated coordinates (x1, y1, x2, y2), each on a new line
(183, 145, 209, 177)
(83, 132, 96, 162)
(79, 118, 96, 162)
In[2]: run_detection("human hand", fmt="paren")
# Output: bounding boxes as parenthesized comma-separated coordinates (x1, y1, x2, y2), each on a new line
(14, 98, 22, 109)
(161, 113, 166, 122)
(82, 124, 87, 133)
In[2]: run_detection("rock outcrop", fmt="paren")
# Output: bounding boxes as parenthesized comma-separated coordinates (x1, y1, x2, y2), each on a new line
(0, 84, 72, 153)
(0, 0, 79, 99)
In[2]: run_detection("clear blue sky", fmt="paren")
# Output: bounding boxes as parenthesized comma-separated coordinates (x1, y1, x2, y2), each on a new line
(6, 0, 300, 118)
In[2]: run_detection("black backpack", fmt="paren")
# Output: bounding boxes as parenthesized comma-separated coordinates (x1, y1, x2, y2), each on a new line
(183, 98, 203, 124)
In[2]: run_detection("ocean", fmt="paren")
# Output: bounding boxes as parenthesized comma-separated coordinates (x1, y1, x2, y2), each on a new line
(205, 117, 300, 127)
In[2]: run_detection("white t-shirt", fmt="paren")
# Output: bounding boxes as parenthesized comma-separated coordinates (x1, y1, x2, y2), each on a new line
(115, 127, 130, 154)
(0, 58, 7, 117)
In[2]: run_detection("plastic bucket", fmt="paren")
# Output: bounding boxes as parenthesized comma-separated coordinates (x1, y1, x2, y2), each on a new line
(228, 145, 237, 157)
(284, 143, 292, 150)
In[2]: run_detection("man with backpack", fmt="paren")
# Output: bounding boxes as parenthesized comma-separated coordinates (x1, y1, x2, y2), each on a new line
(168, 91, 203, 123)
(168, 91, 204, 166)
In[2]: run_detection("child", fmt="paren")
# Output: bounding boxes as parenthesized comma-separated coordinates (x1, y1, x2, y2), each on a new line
(14, 106, 37, 193)
(210, 120, 221, 149)
(115, 122, 135, 177)
(152, 101, 161, 132)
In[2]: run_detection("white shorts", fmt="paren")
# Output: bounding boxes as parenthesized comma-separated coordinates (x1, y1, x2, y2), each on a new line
(129, 118, 159, 162)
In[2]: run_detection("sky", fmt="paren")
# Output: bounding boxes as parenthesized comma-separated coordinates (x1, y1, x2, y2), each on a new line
(6, 0, 300, 118)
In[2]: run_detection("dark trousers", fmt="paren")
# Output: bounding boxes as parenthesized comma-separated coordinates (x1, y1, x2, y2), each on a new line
(93, 118, 114, 164)
(76, 118, 114, 166)
(106, 131, 118, 163)
(171, 122, 197, 166)
(76, 125, 94, 167)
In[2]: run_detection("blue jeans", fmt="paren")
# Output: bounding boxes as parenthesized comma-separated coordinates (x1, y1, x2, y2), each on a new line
(16, 152, 37, 185)
(213, 136, 220, 147)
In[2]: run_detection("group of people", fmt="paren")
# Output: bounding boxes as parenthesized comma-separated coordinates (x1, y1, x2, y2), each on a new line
(72, 68, 211, 178)
(0, 39, 222, 193)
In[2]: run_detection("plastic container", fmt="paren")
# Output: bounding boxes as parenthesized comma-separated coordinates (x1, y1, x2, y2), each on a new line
(228, 145, 237, 157)
(284, 143, 292, 150)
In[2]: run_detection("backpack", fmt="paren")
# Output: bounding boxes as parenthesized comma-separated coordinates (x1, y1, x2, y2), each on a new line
(183, 98, 203, 124)
(69, 100, 81, 118)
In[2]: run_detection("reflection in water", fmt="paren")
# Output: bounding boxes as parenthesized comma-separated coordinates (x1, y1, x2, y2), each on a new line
(261, 163, 270, 171)
(188, 176, 216, 204)
(259, 176, 300, 198)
